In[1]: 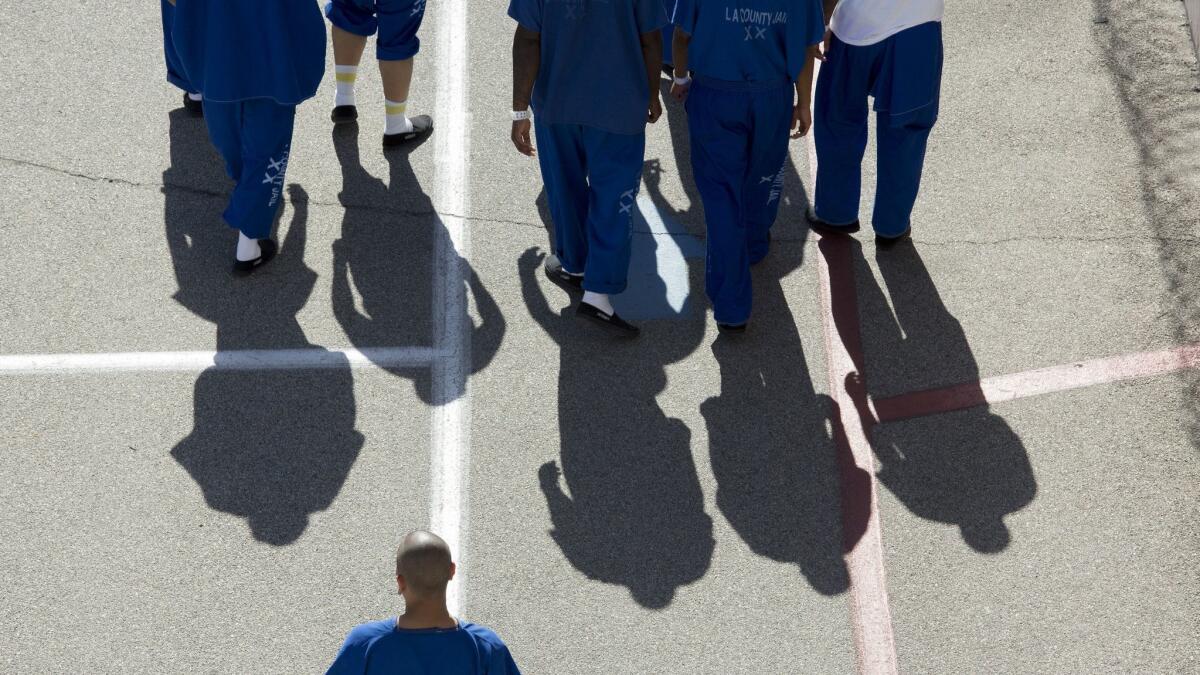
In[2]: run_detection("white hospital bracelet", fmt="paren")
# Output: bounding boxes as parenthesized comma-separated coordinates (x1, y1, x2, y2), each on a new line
(673, 75, 692, 87)
(512, 109, 532, 121)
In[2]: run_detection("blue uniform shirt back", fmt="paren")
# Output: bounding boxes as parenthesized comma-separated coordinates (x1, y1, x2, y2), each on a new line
(171, 0, 327, 105)
(326, 619, 522, 675)
(672, 0, 825, 82)
(508, 0, 669, 136)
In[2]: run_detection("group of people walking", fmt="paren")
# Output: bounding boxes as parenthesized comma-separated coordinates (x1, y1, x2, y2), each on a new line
(160, 0, 942, 668)
(514, 0, 943, 335)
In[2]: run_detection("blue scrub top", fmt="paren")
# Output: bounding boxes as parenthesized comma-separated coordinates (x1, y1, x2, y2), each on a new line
(672, 0, 824, 83)
(171, 0, 327, 105)
(325, 619, 522, 675)
(509, 0, 669, 136)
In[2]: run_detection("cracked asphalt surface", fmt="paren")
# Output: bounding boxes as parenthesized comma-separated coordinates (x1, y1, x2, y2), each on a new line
(1, 1, 1198, 673)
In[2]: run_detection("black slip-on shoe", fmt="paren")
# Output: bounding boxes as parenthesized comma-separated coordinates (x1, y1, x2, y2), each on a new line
(717, 322, 748, 335)
(544, 256, 583, 292)
(576, 301, 640, 338)
(232, 239, 278, 276)
(383, 114, 434, 148)
(183, 93, 204, 117)
(331, 105, 359, 124)
(875, 227, 913, 250)
(806, 209, 861, 237)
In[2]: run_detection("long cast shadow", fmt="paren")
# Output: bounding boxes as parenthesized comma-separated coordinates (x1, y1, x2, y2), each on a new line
(845, 240, 1037, 552)
(701, 157, 859, 595)
(164, 110, 363, 546)
(330, 125, 505, 406)
(524, 87, 715, 607)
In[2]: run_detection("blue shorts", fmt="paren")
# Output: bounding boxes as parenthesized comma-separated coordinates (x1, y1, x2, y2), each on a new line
(326, 0, 426, 61)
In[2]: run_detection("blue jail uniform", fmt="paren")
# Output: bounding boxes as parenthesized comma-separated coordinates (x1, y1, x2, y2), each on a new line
(171, 0, 326, 240)
(674, 0, 823, 325)
(509, 0, 667, 294)
(813, 21, 943, 237)
(534, 123, 646, 294)
(326, 619, 521, 675)
(160, 0, 194, 93)
(326, 0, 426, 61)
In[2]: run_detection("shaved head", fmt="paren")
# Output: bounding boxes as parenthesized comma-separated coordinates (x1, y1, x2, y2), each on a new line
(395, 530, 454, 595)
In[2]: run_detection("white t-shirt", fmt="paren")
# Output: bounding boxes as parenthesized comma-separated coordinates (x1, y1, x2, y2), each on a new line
(830, 0, 944, 46)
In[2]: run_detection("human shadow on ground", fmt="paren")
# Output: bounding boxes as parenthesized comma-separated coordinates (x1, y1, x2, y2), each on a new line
(164, 110, 363, 546)
(843, 240, 1037, 552)
(524, 90, 714, 607)
(330, 124, 505, 406)
(699, 157, 860, 596)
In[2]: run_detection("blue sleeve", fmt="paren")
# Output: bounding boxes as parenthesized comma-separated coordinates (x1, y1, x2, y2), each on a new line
(787, 0, 826, 80)
(324, 632, 367, 675)
(489, 643, 521, 675)
(635, 0, 669, 35)
(507, 0, 542, 32)
(672, 0, 698, 34)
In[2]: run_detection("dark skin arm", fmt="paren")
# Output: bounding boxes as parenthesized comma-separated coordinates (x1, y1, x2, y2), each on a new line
(640, 30, 664, 123)
(511, 26, 541, 155)
(669, 28, 691, 101)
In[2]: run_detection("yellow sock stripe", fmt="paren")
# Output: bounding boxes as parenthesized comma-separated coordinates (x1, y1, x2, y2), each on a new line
(335, 72, 357, 83)
(385, 103, 408, 116)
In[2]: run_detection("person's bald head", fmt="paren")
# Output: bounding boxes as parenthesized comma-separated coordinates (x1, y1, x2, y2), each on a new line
(395, 530, 455, 596)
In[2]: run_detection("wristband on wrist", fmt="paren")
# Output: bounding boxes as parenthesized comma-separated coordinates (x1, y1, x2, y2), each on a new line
(673, 75, 692, 87)
(512, 109, 532, 121)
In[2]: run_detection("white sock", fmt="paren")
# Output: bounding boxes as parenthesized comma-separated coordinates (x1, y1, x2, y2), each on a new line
(236, 232, 262, 262)
(385, 99, 414, 135)
(187, 92, 203, 102)
(334, 65, 358, 107)
(582, 291, 613, 315)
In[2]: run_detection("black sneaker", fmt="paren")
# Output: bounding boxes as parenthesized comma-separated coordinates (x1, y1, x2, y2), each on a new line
(232, 239, 278, 276)
(544, 255, 583, 292)
(183, 93, 204, 117)
(806, 209, 861, 237)
(331, 105, 359, 124)
(576, 301, 640, 338)
(717, 322, 748, 335)
(383, 114, 434, 148)
(875, 227, 912, 250)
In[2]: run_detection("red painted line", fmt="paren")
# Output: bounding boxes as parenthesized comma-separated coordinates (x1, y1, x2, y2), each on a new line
(808, 109, 900, 673)
(873, 343, 1200, 423)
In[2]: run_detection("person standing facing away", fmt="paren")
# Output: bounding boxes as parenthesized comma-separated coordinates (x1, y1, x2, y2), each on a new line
(160, 0, 202, 116)
(806, 0, 944, 249)
(669, 0, 825, 333)
(169, 0, 326, 275)
(510, 0, 669, 338)
(325, 0, 435, 147)
(325, 531, 522, 674)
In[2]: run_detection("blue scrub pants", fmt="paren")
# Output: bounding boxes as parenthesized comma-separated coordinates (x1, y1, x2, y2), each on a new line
(814, 21, 943, 237)
(686, 77, 793, 326)
(161, 0, 195, 93)
(535, 123, 646, 295)
(662, 25, 674, 66)
(204, 100, 297, 240)
(326, 0, 425, 61)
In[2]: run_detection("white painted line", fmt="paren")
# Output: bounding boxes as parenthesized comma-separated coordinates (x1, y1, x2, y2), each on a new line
(429, 0, 471, 616)
(0, 347, 436, 375)
(807, 61, 901, 675)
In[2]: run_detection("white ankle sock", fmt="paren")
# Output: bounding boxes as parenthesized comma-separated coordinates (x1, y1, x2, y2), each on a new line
(187, 92, 203, 102)
(582, 291, 613, 315)
(236, 232, 262, 262)
(334, 65, 358, 107)
(385, 99, 414, 135)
